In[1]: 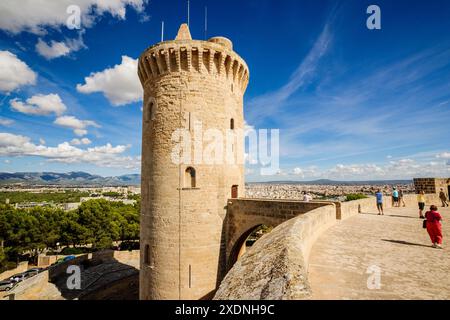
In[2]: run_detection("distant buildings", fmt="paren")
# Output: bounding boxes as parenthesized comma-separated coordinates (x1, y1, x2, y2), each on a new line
(245, 183, 415, 200)
(3, 185, 141, 211)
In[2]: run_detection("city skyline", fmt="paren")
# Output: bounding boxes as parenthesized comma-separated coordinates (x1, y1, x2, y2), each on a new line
(1, 0, 450, 182)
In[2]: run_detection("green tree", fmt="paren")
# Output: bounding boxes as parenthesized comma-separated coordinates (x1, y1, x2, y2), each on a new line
(0, 247, 7, 271)
(77, 199, 117, 249)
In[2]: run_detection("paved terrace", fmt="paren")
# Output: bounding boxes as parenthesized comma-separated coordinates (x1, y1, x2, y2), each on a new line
(308, 205, 450, 299)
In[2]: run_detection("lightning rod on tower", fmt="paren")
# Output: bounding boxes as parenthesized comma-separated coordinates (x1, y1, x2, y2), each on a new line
(187, 0, 190, 26)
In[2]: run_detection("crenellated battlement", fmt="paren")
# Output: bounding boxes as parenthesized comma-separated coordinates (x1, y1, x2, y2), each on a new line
(138, 26, 249, 94)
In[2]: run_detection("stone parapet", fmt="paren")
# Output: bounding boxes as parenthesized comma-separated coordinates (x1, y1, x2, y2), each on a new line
(214, 205, 337, 300)
(138, 39, 249, 95)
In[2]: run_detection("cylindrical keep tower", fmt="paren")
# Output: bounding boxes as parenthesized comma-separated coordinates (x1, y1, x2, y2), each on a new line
(138, 24, 249, 300)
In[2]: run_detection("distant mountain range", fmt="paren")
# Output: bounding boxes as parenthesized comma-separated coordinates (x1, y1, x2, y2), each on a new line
(248, 179, 413, 186)
(0, 172, 141, 186)
(0, 172, 414, 187)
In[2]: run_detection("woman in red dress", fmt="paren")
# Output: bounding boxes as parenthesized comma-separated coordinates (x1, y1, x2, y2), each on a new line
(425, 205, 443, 249)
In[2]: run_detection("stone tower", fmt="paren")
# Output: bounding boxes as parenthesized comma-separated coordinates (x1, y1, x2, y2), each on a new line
(138, 24, 249, 300)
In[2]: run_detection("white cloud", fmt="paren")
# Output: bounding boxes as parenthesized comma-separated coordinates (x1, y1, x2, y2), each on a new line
(0, 51, 37, 93)
(436, 152, 450, 159)
(4, 160, 11, 164)
(10, 93, 67, 116)
(71, 137, 92, 145)
(54, 115, 100, 136)
(397, 158, 414, 164)
(0, 132, 139, 169)
(39, 138, 46, 145)
(77, 55, 142, 106)
(36, 39, 70, 59)
(291, 166, 319, 179)
(36, 36, 86, 60)
(285, 160, 450, 181)
(0, 118, 14, 126)
(0, 0, 148, 34)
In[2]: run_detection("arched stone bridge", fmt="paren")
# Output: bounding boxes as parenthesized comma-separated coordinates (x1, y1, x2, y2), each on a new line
(223, 199, 334, 274)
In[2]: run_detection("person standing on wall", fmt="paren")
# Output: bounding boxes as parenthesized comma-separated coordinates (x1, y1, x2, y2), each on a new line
(439, 188, 449, 207)
(398, 187, 406, 207)
(418, 190, 426, 219)
(375, 189, 384, 215)
(424, 205, 443, 249)
(392, 187, 399, 207)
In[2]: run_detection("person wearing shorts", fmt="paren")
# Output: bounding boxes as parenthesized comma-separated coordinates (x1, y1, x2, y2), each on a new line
(392, 187, 399, 207)
(418, 190, 426, 219)
(375, 189, 384, 215)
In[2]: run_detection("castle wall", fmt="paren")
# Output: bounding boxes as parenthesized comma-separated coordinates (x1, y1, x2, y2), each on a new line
(414, 177, 450, 195)
(214, 205, 337, 300)
(224, 199, 331, 273)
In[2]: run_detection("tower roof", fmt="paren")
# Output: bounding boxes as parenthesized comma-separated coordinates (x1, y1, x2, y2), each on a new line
(175, 23, 192, 41)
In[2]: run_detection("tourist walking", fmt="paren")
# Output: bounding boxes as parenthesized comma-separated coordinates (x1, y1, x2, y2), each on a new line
(375, 189, 384, 215)
(439, 188, 449, 207)
(392, 187, 399, 207)
(398, 188, 406, 207)
(418, 190, 426, 219)
(425, 205, 443, 249)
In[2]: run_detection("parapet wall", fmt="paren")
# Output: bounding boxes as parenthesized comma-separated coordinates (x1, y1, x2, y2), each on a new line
(2, 250, 140, 300)
(224, 199, 331, 271)
(138, 39, 249, 94)
(215, 204, 336, 300)
(216, 193, 443, 300)
(338, 193, 441, 220)
(0, 261, 28, 281)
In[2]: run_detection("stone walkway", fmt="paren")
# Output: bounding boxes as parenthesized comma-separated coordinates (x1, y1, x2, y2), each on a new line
(308, 206, 450, 300)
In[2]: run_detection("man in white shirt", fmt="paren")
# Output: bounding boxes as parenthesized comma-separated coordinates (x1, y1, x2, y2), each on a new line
(303, 192, 313, 202)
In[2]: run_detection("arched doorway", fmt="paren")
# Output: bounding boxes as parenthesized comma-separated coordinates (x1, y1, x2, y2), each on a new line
(227, 224, 273, 271)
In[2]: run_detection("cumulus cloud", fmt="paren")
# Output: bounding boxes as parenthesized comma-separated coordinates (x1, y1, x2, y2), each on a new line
(36, 36, 86, 60)
(0, 132, 139, 169)
(54, 115, 100, 136)
(292, 166, 319, 179)
(0, 118, 14, 126)
(287, 158, 450, 181)
(71, 138, 92, 145)
(0, 51, 37, 93)
(437, 152, 450, 159)
(0, 0, 148, 34)
(10, 93, 67, 116)
(76, 55, 142, 106)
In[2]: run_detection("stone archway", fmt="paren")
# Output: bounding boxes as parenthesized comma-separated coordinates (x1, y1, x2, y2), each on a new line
(227, 224, 269, 271)
(222, 199, 332, 282)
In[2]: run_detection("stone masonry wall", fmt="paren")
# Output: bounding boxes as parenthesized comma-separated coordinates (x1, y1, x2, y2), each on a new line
(224, 199, 331, 273)
(214, 205, 337, 300)
(139, 24, 250, 300)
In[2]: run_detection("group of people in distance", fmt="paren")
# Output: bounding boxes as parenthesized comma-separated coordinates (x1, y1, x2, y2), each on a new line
(375, 187, 447, 250)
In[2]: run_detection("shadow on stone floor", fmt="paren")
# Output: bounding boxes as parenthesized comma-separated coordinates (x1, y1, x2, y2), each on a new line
(48, 250, 139, 300)
(360, 212, 382, 216)
(382, 239, 432, 248)
(360, 212, 420, 220)
(386, 214, 421, 219)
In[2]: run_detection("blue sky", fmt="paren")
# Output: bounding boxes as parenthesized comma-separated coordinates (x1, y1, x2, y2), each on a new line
(0, 0, 449, 181)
